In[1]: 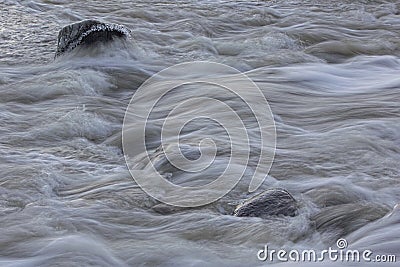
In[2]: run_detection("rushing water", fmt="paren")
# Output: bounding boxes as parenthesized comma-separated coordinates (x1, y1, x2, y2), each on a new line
(1, 0, 400, 266)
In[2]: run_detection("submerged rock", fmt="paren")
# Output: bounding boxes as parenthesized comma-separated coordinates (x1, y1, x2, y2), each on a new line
(311, 202, 390, 240)
(233, 188, 298, 218)
(304, 184, 362, 207)
(55, 19, 131, 57)
(152, 203, 189, 215)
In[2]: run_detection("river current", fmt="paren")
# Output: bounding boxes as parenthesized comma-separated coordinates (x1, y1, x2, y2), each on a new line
(1, 0, 399, 266)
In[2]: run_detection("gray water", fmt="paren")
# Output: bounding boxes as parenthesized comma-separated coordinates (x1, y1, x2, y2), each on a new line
(1, 0, 400, 266)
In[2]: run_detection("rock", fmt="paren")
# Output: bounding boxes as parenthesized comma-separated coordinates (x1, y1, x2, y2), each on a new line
(304, 184, 363, 207)
(152, 203, 188, 215)
(311, 202, 390, 240)
(233, 188, 298, 218)
(55, 19, 131, 57)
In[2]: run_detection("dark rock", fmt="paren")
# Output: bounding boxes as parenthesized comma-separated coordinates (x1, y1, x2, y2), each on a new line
(152, 203, 188, 215)
(55, 19, 131, 57)
(233, 188, 298, 218)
